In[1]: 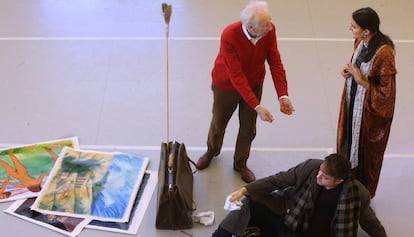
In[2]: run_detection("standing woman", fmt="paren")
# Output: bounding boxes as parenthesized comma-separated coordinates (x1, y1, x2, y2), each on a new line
(337, 7, 397, 198)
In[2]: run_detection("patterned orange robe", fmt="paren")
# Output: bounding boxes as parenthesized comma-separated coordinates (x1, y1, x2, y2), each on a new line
(337, 39, 397, 197)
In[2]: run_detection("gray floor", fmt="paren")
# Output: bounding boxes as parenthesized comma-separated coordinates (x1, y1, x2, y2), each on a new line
(0, 0, 413, 236)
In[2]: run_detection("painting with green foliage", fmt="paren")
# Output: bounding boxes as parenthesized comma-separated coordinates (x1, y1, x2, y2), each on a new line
(31, 147, 149, 222)
(0, 137, 79, 202)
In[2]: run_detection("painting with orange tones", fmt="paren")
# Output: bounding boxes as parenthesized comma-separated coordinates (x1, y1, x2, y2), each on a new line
(0, 137, 79, 202)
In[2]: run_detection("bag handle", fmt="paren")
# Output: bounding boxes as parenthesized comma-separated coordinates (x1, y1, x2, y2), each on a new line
(187, 158, 198, 175)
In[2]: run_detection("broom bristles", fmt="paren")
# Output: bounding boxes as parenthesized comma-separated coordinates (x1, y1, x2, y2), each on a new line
(162, 3, 172, 25)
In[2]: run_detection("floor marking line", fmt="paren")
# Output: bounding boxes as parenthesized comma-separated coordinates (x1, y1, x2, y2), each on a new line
(0, 37, 413, 43)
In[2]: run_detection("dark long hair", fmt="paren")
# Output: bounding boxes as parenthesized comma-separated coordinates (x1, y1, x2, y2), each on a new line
(352, 7, 394, 62)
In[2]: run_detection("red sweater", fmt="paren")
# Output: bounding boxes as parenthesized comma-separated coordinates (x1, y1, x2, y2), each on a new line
(211, 21, 288, 108)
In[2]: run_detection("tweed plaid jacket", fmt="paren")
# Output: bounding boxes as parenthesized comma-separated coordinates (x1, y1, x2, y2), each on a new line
(283, 169, 362, 236)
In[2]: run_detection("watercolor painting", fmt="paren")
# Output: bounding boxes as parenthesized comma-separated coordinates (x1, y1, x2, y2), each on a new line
(4, 197, 90, 237)
(87, 170, 157, 234)
(32, 147, 149, 222)
(0, 137, 80, 202)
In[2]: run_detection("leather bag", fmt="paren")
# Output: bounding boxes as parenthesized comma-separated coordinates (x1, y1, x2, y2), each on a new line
(155, 141, 196, 229)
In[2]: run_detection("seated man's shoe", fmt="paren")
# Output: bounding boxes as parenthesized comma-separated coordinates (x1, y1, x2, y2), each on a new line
(234, 166, 256, 183)
(196, 152, 215, 170)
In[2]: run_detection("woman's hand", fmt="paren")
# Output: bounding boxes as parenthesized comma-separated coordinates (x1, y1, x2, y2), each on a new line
(346, 63, 369, 88)
(341, 65, 352, 79)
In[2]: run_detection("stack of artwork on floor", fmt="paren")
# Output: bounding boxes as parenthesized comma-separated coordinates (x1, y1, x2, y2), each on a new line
(0, 137, 157, 236)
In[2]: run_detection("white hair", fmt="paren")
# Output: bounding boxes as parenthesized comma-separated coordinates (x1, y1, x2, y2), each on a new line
(240, 1, 270, 26)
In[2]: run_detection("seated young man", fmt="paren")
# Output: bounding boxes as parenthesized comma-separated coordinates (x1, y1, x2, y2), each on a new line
(212, 153, 387, 237)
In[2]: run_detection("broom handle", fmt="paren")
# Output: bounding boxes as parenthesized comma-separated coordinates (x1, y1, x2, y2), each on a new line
(162, 3, 172, 148)
(166, 25, 170, 146)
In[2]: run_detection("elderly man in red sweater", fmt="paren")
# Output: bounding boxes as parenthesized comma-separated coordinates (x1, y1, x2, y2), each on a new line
(196, 1, 294, 183)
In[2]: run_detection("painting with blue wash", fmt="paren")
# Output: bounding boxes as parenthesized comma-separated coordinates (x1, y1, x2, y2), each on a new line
(87, 171, 158, 234)
(92, 153, 148, 218)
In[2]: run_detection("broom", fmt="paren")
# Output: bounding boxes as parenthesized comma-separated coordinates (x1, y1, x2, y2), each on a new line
(161, 3, 175, 170)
